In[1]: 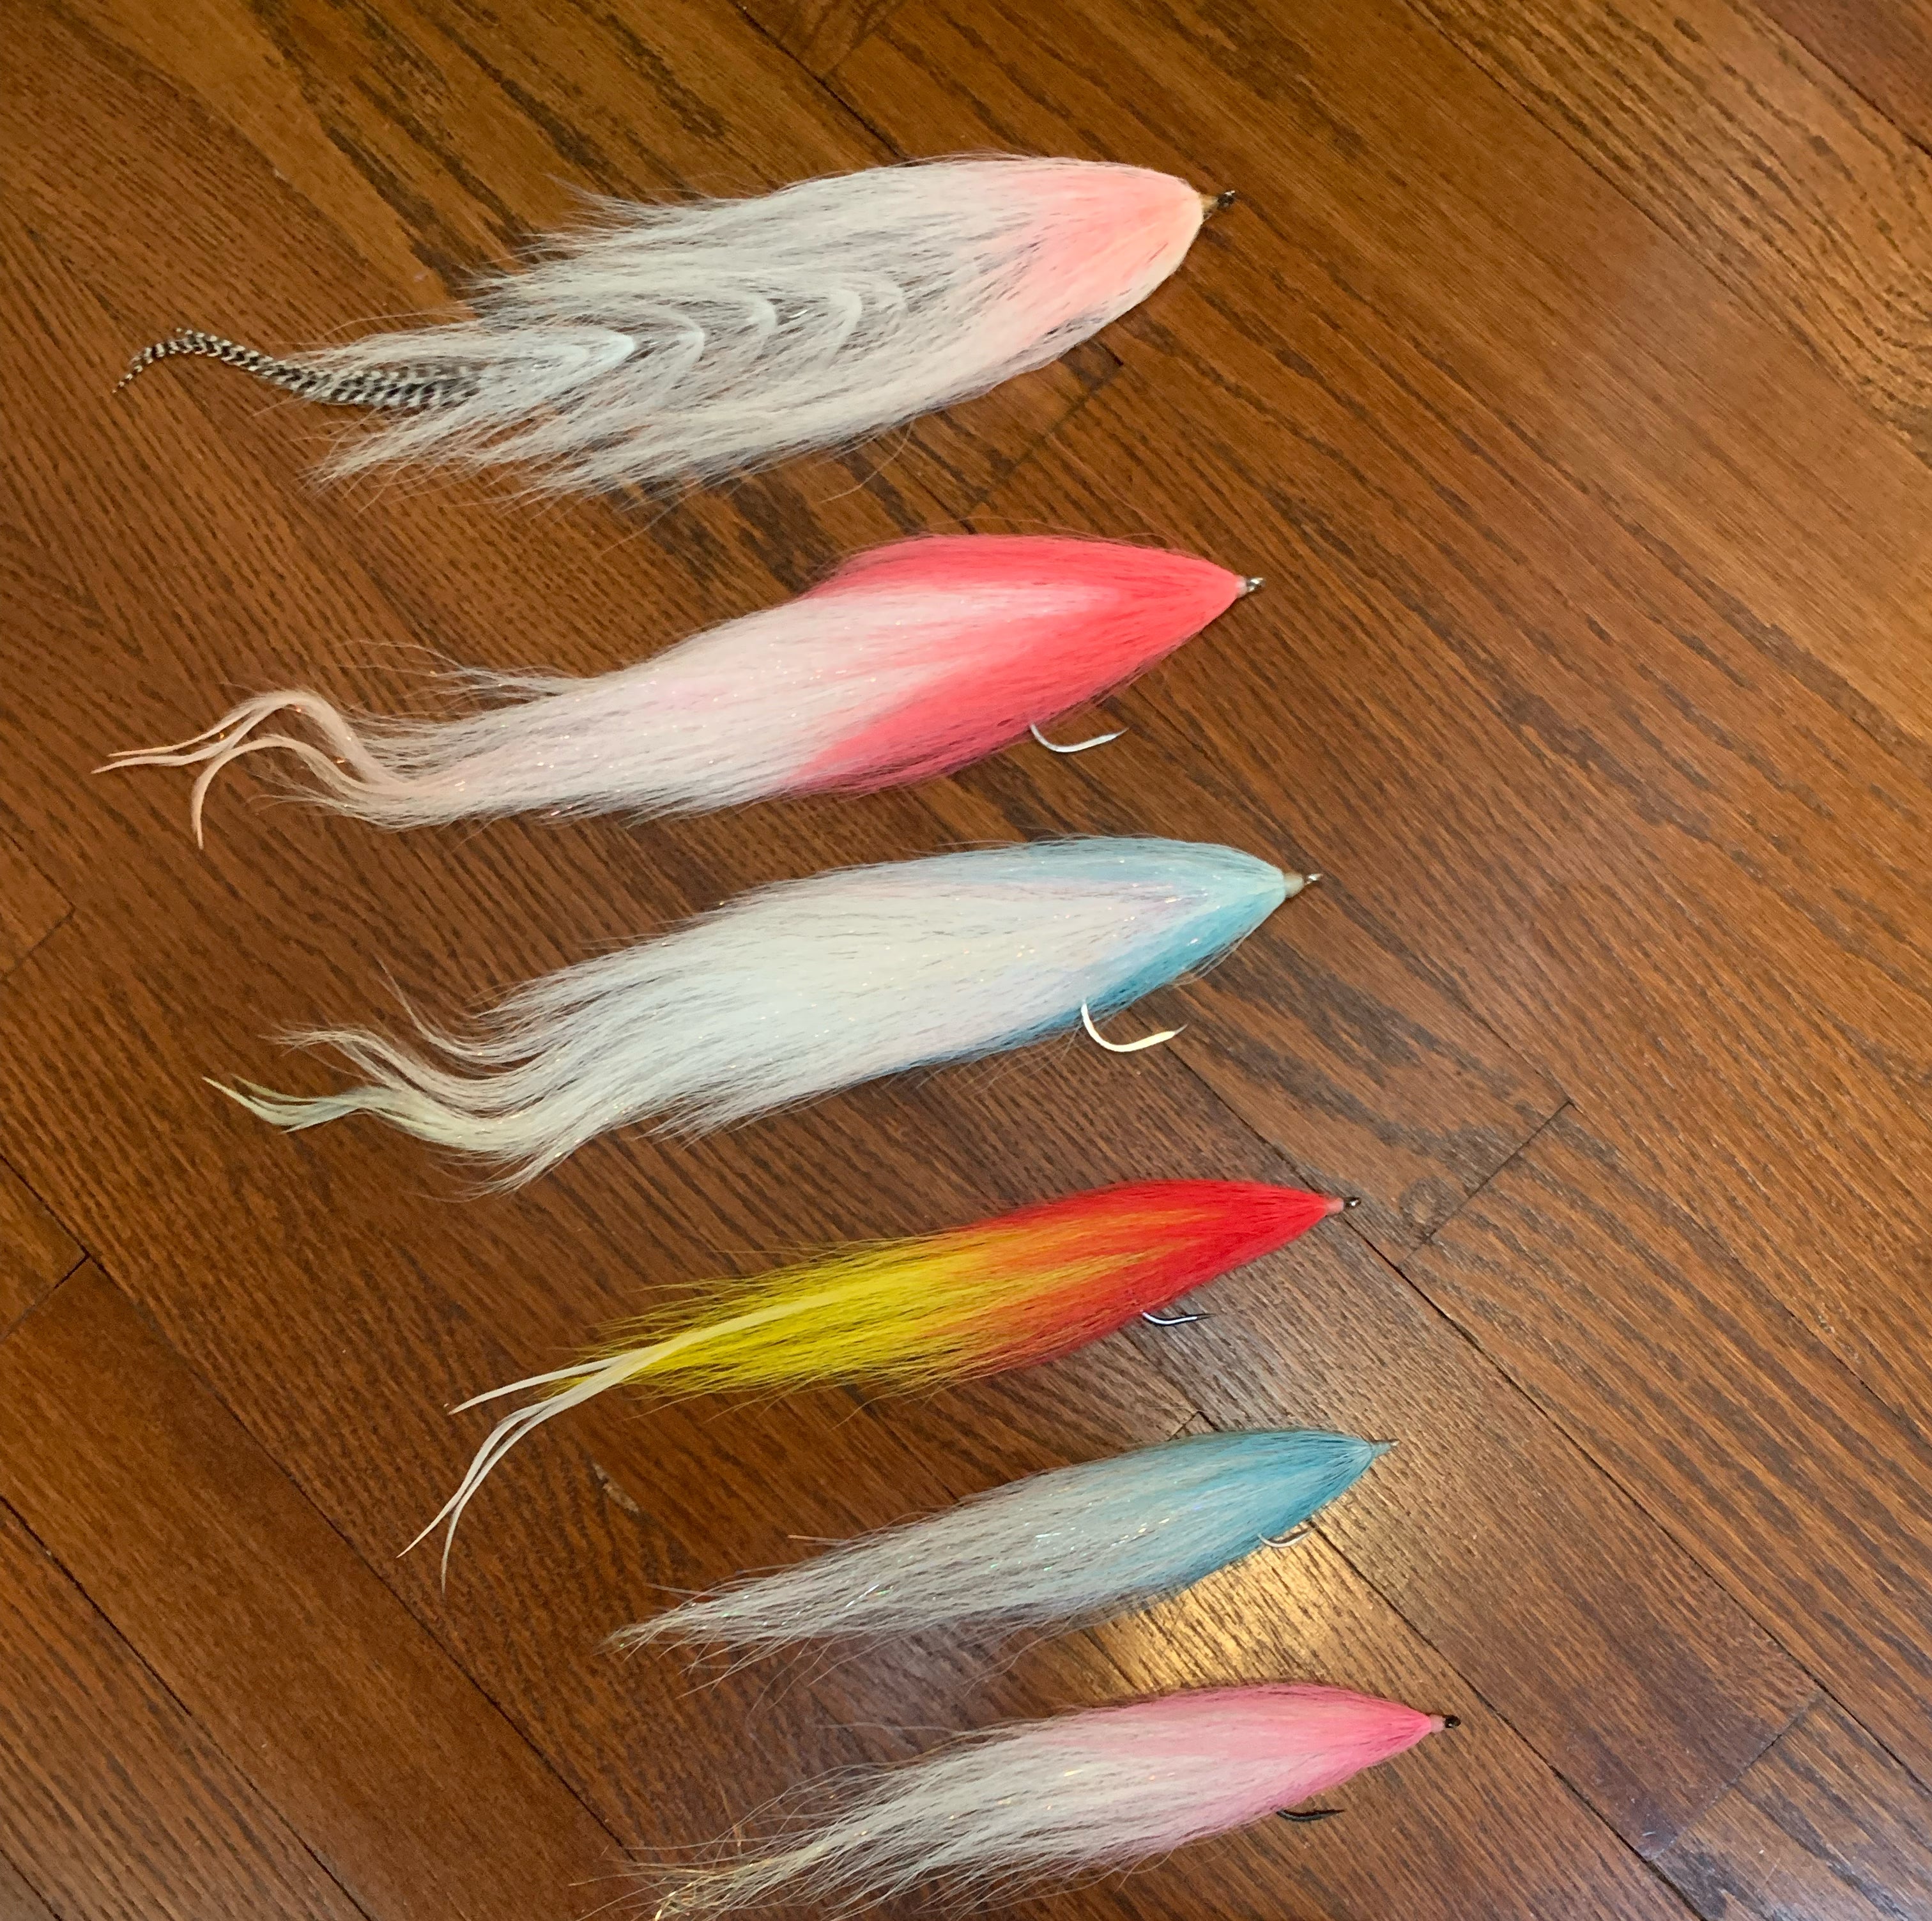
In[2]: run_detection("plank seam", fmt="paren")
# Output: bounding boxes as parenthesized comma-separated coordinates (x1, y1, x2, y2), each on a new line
(1752, 9, 1932, 165)
(1392, 1143, 1932, 1796)
(1415, 1098, 1577, 1250)
(12, 1262, 636, 1862)
(0, 1481, 383, 1921)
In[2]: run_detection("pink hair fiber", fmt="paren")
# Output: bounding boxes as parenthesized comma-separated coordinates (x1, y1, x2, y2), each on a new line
(104, 536, 1254, 840)
(650, 1683, 1449, 1913)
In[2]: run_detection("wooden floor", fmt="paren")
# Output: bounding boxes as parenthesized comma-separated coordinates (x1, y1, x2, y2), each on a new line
(4, 0, 1931, 1915)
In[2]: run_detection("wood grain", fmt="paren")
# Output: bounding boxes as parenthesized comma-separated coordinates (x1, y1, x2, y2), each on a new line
(0, 1854, 59, 1921)
(1117, 1221, 1808, 1853)
(4, 0, 1929, 1911)
(1061, 1535, 1701, 1919)
(0, 831, 66, 977)
(1657, 1699, 1932, 1920)
(1404, 1110, 1932, 1781)
(0, 1157, 80, 1338)
(836, 0, 1932, 1447)
(739, 0, 912, 75)
(834, 0, 1932, 751)
(960, 325, 1932, 1423)
(1758, 1, 1932, 157)
(0, 1264, 625, 1921)
(1409, 0, 1932, 461)
(0, 1499, 364, 1921)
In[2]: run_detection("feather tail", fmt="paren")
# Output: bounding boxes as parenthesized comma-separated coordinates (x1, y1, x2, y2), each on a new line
(102, 537, 1251, 839)
(118, 158, 1211, 492)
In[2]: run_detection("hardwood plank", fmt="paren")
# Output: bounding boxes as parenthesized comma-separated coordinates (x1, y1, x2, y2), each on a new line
(0, 1501, 364, 1921)
(1758, 1, 1932, 157)
(832, 0, 1932, 753)
(0, 1157, 81, 1338)
(1043, 1534, 1700, 1919)
(828, 0, 1929, 1824)
(0, 0, 1907, 1913)
(0, 904, 1229, 1878)
(1657, 1699, 1932, 1920)
(831, 0, 1932, 1420)
(0, 1854, 57, 1921)
(954, 367, 1932, 1424)
(1404, 1110, 1932, 1782)
(0, 0, 1550, 1297)
(1116, 1219, 1809, 1854)
(0, 42, 1232, 1895)
(0, 880, 1807, 1867)
(1409, 0, 1932, 461)
(738, 0, 910, 75)
(914, 732, 1565, 1258)
(0, 831, 66, 977)
(0, 1264, 625, 1921)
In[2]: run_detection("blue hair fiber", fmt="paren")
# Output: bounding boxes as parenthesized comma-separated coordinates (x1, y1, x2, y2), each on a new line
(615, 1429, 1388, 1654)
(215, 838, 1306, 1182)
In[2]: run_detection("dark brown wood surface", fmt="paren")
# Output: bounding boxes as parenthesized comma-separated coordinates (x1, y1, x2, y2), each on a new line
(0, 0, 1924, 1915)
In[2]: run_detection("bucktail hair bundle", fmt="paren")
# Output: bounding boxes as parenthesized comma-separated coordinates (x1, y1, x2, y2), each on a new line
(617, 1429, 1386, 1657)
(217, 839, 1308, 1181)
(118, 158, 1222, 492)
(103, 538, 1259, 843)
(417, 1181, 1344, 1568)
(646, 1685, 1451, 1915)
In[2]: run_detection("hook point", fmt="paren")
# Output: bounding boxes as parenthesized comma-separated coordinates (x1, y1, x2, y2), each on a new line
(1031, 720, 1123, 755)
(1081, 1001, 1181, 1055)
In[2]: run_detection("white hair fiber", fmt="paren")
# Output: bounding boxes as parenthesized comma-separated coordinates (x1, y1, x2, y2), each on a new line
(217, 839, 1301, 1184)
(617, 1430, 1386, 1656)
(645, 1685, 1447, 1915)
(100, 536, 1252, 843)
(119, 158, 1215, 492)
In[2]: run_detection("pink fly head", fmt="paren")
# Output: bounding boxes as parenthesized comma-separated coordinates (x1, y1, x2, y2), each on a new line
(977, 160, 1206, 355)
(1045, 1683, 1444, 1842)
(814, 535, 1246, 686)
(797, 537, 1250, 791)
(1239, 1682, 1445, 1785)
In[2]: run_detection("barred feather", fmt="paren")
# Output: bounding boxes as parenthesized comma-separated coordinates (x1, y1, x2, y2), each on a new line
(121, 158, 1213, 493)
